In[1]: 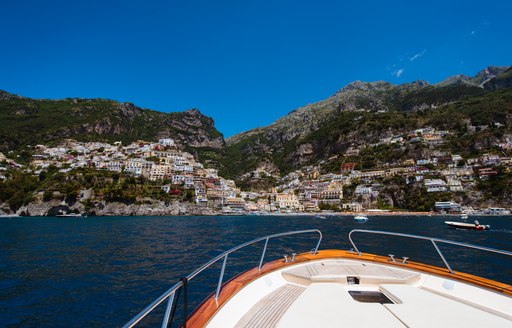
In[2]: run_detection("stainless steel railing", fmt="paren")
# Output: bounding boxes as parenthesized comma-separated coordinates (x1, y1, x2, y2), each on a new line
(123, 229, 322, 328)
(348, 229, 512, 273)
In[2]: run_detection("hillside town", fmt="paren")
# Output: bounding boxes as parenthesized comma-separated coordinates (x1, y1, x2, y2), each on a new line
(266, 125, 512, 215)
(1, 123, 512, 215)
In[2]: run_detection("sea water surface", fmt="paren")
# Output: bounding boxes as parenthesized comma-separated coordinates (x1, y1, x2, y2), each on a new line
(1, 215, 512, 327)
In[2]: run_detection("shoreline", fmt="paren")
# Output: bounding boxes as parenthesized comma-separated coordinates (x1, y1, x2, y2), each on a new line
(2, 211, 511, 218)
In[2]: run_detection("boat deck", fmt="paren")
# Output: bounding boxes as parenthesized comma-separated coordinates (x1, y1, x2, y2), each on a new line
(204, 258, 512, 328)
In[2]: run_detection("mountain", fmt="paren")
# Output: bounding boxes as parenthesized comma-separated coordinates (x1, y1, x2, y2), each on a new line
(436, 66, 510, 88)
(483, 67, 512, 90)
(0, 91, 225, 164)
(3, 65, 511, 182)
(223, 66, 512, 187)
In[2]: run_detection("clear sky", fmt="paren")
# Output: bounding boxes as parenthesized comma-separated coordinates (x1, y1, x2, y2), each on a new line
(1, 1, 511, 137)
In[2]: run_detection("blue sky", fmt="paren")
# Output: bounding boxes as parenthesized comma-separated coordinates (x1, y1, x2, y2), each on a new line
(1, 1, 511, 137)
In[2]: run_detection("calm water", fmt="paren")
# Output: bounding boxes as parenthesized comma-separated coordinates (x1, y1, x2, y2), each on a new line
(1, 215, 512, 327)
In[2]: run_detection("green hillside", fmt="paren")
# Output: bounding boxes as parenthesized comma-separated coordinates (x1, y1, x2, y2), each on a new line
(222, 82, 512, 182)
(0, 91, 225, 163)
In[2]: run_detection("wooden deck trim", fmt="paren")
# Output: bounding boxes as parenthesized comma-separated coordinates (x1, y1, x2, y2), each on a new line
(186, 249, 512, 328)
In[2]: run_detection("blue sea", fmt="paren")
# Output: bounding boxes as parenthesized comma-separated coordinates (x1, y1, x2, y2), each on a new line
(1, 215, 511, 327)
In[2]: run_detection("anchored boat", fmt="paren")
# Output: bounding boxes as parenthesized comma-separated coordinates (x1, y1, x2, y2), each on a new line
(445, 221, 491, 230)
(353, 214, 368, 222)
(124, 229, 512, 328)
(56, 213, 82, 218)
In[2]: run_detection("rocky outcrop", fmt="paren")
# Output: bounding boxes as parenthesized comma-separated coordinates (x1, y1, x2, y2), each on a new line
(11, 199, 221, 216)
(118, 102, 144, 119)
(332, 80, 394, 96)
(14, 199, 73, 216)
(0, 90, 24, 101)
(94, 201, 188, 216)
(437, 66, 510, 88)
(484, 67, 512, 91)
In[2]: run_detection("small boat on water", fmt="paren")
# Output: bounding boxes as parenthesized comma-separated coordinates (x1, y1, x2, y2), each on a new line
(461, 213, 468, 220)
(124, 229, 512, 328)
(445, 220, 490, 230)
(353, 214, 368, 222)
(56, 213, 82, 218)
(314, 215, 326, 220)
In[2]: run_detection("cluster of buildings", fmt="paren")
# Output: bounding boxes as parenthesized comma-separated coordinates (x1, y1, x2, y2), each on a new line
(31, 138, 202, 181)
(362, 127, 451, 150)
(17, 138, 349, 213)
(261, 125, 512, 212)
(3, 123, 512, 213)
(29, 138, 246, 210)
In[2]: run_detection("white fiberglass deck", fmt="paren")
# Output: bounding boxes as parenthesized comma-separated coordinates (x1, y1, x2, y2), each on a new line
(205, 259, 512, 328)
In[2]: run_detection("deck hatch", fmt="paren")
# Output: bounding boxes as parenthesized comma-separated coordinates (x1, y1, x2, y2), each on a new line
(348, 291, 394, 304)
(347, 276, 360, 285)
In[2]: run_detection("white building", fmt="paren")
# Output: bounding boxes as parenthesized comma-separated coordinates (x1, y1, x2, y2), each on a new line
(451, 154, 463, 163)
(416, 158, 438, 165)
(447, 179, 464, 192)
(107, 161, 123, 172)
(158, 138, 176, 147)
(342, 202, 363, 212)
(355, 185, 373, 196)
(424, 179, 447, 192)
(172, 174, 186, 185)
(275, 193, 304, 211)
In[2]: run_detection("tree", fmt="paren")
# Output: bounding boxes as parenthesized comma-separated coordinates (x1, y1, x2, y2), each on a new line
(43, 190, 53, 201)
(146, 156, 161, 163)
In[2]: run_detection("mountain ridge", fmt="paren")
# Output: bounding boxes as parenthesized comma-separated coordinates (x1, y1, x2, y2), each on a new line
(227, 66, 511, 145)
(2, 65, 511, 179)
(222, 65, 512, 185)
(0, 92, 226, 165)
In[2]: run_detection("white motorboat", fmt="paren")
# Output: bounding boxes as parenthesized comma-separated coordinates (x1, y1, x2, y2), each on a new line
(445, 221, 490, 230)
(354, 214, 368, 222)
(56, 213, 82, 217)
(124, 229, 512, 328)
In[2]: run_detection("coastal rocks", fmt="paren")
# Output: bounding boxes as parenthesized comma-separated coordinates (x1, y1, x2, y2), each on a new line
(0, 204, 10, 215)
(93, 201, 187, 216)
(13, 199, 84, 216)
(90, 201, 220, 216)
(15, 199, 60, 216)
(12, 199, 221, 217)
